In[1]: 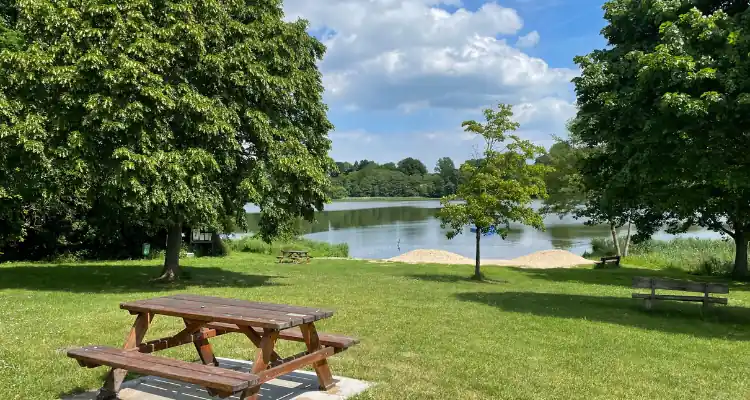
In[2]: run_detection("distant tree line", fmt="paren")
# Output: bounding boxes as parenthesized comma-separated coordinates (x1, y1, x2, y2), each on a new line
(329, 157, 461, 199)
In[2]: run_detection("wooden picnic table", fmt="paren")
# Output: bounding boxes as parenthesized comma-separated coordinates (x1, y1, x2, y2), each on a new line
(277, 249, 311, 264)
(67, 294, 358, 400)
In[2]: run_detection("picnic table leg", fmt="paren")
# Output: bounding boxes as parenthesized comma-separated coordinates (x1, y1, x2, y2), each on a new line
(241, 329, 280, 400)
(237, 325, 282, 363)
(97, 312, 152, 400)
(184, 319, 219, 367)
(300, 322, 335, 390)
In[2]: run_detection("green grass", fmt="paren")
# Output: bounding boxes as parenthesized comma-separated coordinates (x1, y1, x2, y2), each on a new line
(225, 236, 349, 258)
(2, 254, 750, 399)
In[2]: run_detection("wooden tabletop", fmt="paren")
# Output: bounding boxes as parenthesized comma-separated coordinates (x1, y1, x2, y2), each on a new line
(120, 294, 334, 329)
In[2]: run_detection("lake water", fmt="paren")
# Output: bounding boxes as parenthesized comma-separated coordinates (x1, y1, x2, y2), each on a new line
(243, 200, 720, 260)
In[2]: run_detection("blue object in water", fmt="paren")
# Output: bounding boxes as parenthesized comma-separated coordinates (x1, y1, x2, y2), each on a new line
(470, 225, 498, 236)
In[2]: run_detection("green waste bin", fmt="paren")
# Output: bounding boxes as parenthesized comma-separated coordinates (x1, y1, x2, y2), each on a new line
(142, 243, 151, 257)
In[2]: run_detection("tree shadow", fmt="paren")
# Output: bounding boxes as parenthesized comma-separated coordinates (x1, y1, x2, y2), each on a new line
(457, 291, 750, 340)
(406, 274, 508, 284)
(0, 263, 284, 293)
(512, 265, 746, 290)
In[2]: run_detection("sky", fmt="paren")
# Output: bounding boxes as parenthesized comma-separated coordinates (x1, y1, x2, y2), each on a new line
(282, 0, 608, 169)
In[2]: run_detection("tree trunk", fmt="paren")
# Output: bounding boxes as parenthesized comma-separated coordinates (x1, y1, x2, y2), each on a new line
(474, 227, 482, 280)
(733, 230, 748, 279)
(610, 222, 621, 257)
(623, 218, 632, 257)
(158, 222, 182, 281)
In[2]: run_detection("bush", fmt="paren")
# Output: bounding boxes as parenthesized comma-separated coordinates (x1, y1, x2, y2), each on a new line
(225, 235, 349, 258)
(584, 237, 629, 258)
(692, 257, 734, 277)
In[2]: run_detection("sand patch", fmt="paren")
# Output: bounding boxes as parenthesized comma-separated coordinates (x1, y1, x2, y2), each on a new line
(386, 249, 595, 269)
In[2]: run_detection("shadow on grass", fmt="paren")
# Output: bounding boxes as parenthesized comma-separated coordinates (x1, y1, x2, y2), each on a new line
(513, 265, 744, 289)
(457, 291, 750, 340)
(0, 263, 284, 293)
(407, 274, 509, 284)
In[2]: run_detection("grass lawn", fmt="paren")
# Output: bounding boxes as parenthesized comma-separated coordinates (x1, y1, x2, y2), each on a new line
(2, 254, 750, 399)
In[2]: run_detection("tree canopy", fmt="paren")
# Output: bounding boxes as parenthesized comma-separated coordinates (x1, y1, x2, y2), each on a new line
(438, 104, 549, 280)
(0, 0, 334, 276)
(397, 157, 428, 176)
(573, 0, 750, 276)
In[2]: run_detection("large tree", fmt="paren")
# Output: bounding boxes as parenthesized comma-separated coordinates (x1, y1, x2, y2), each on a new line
(573, 0, 750, 276)
(438, 104, 549, 280)
(435, 156, 458, 195)
(0, 0, 334, 279)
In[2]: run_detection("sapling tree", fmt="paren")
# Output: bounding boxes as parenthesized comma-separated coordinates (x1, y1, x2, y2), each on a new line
(438, 104, 549, 280)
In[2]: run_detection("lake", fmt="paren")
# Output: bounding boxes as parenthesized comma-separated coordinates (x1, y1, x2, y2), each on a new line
(243, 200, 720, 260)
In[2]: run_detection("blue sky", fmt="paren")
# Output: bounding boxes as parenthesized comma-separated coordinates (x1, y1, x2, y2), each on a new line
(283, 0, 608, 169)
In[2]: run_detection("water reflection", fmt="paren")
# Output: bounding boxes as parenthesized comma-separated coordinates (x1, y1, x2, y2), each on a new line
(245, 206, 439, 235)
(241, 200, 720, 260)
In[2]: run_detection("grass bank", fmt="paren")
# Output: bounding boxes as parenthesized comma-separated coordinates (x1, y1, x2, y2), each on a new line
(588, 237, 735, 276)
(332, 196, 433, 202)
(225, 236, 349, 258)
(2, 253, 750, 399)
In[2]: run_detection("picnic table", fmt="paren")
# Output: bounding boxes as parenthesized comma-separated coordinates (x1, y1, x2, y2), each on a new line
(67, 294, 358, 400)
(277, 250, 311, 264)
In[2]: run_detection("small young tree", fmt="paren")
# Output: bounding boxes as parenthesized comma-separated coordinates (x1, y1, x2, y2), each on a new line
(438, 104, 549, 280)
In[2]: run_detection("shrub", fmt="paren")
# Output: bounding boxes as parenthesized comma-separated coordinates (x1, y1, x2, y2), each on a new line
(584, 237, 629, 258)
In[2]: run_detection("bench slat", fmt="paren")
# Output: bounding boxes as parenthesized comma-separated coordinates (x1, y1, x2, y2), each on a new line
(169, 294, 334, 319)
(205, 322, 359, 351)
(632, 293, 728, 304)
(632, 277, 729, 294)
(121, 298, 300, 329)
(67, 346, 258, 393)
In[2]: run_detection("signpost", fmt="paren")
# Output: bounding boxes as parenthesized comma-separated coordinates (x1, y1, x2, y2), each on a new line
(191, 229, 214, 256)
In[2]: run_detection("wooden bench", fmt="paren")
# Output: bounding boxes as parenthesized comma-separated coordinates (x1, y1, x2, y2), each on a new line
(205, 322, 359, 354)
(277, 250, 311, 264)
(632, 276, 729, 310)
(68, 346, 259, 397)
(595, 255, 620, 268)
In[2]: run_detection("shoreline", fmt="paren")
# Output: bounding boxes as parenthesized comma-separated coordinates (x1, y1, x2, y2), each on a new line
(382, 249, 596, 269)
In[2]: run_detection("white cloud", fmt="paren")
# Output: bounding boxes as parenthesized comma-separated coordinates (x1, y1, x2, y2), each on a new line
(282, 1, 578, 163)
(330, 98, 575, 166)
(283, 0, 576, 111)
(513, 97, 576, 129)
(515, 30, 540, 48)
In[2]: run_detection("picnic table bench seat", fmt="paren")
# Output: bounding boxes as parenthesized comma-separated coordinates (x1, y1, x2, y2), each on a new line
(68, 345, 258, 397)
(204, 322, 359, 353)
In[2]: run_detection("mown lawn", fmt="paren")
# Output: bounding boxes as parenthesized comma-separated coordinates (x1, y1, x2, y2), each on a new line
(2, 254, 750, 399)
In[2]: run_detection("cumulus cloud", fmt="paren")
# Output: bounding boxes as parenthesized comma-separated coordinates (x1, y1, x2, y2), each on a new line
(515, 30, 540, 48)
(281, 0, 579, 162)
(283, 0, 577, 111)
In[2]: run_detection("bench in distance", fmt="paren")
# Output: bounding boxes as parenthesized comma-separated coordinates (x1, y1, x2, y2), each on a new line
(631, 276, 728, 310)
